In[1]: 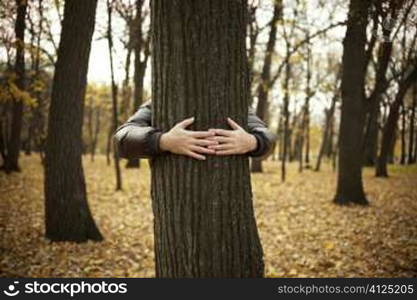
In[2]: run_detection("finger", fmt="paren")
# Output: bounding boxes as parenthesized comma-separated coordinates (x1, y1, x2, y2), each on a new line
(185, 151, 206, 160)
(176, 117, 194, 129)
(227, 118, 242, 130)
(189, 131, 215, 138)
(213, 129, 234, 137)
(205, 136, 218, 141)
(211, 136, 232, 143)
(215, 149, 237, 156)
(207, 144, 233, 150)
(194, 139, 219, 147)
(190, 145, 216, 154)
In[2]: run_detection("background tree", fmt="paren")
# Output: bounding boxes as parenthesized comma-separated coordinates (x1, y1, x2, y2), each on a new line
(2, 0, 28, 172)
(126, 0, 150, 168)
(106, 0, 122, 190)
(44, 0, 102, 242)
(251, 0, 282, 173)
(151, 0, 264, 277)
(334, 0, 371, 205)
(376, 63, 417, 176)
(408, 84, 417, 164)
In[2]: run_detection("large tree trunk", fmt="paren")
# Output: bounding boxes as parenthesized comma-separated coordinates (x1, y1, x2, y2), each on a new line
(44, 0, 102, 242)
(334, 0, 370, 205)
(150, 0, 264, 278)
(3, 0, 27, 173)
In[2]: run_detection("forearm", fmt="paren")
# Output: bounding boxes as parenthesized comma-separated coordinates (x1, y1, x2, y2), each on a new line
(114, 124, 163, 159)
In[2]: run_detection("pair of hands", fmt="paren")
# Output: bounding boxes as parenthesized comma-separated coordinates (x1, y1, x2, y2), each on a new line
(159, 117, 257, 160)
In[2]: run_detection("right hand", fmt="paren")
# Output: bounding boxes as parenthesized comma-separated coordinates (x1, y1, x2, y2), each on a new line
(159, 117, 218, 160)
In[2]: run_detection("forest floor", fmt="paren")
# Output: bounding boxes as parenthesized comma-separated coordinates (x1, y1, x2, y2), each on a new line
(1, 155, 417, 277)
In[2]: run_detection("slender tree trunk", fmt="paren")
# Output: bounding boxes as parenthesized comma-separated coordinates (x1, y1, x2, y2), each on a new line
(44, 0, 102, 242)
(126, 0, 149, 169)
(363, 26, 393, 167)
(409, 84, 416, 164)
(3, 0, 27, 173)
(376, 66, 417, 177)
(107, 0, 122, 190)
(334, 0, 370, 205)
(400, 103, 407, 165)
(91, 107, 101, 161)
(363, 108, 380, 166)
(251, 1, 282, 173)
(277, 109, 283, 161)
(387, 130, 397, 164)
(315, 94, 337, 172)
(281, 51, 291, 182)
(151, 0, 264, 278)
(414, 123, 417, 163)
(302, 34, 312, 169)
(106, 126, 112, 166)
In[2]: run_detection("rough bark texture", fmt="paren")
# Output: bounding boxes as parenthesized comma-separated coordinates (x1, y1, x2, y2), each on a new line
(44, 0, 102, 242)
(150, 0, 264, 278)
(334, 0, 370, 205)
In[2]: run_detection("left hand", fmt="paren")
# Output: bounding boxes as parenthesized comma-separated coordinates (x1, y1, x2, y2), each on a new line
(207, 118, 258, 155)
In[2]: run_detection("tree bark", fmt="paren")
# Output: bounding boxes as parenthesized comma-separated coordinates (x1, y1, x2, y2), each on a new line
(150, 0, 264, 278)
(334, 0, 370, 205)
(3, 0, 27, 173)
(44, 0, 102, 242)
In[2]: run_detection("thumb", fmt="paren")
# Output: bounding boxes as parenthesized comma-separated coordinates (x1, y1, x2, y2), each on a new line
(176, 117, 195, 129)
(227, 117, 242, 130)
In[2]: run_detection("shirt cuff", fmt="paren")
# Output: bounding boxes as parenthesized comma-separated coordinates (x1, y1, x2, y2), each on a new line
(248, 132, 265, 157)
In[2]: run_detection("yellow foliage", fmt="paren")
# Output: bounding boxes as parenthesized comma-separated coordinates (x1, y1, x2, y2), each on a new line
(0, 73, 37, 107)
(1, 157, 416, 277)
